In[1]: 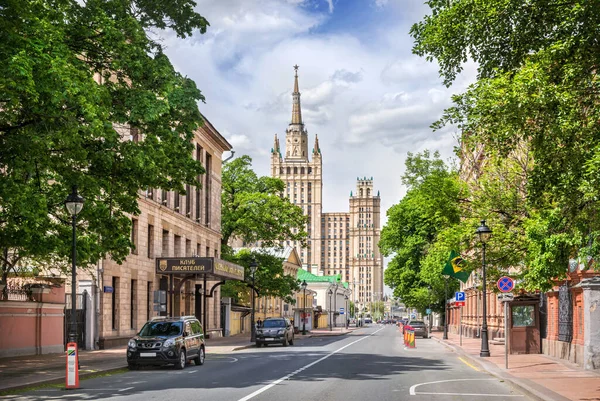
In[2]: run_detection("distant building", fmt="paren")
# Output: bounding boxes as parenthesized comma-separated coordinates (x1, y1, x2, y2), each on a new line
(269, 66, 384, 310)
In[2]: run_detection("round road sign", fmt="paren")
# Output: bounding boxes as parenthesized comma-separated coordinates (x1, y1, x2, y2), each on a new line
(497, 276, 514, 293)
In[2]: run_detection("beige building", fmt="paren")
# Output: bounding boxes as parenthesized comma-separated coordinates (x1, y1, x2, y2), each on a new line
(84, 116, 232, 348)
(270, 66, 384, 309)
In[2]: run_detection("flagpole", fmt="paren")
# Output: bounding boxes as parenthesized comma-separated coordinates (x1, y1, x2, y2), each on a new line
(443, 275, 448, 340)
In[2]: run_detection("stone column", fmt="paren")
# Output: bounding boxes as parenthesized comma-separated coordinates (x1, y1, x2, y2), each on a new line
(578, 277, 600, 370)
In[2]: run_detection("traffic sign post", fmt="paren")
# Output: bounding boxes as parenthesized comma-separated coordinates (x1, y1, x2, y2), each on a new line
(497, 276, 514, 293)
(340, 307, 345, 315)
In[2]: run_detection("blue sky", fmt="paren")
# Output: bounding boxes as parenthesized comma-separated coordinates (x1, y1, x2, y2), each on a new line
(162, 0, 477, 292)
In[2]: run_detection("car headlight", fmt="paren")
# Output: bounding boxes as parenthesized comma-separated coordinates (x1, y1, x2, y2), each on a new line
(163, 338, 175, 348)
(277, 329, 285, 335)
(128, 339, 137, 349)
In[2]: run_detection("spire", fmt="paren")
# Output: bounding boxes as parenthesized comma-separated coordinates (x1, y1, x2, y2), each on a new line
(291, 65, 302, 125)
(313, 134, 320, 154)
(273, 134, 280, 153)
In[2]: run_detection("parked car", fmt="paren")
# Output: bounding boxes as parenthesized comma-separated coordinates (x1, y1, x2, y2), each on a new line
(407, 320, 429, 338)
(256, 317, 294, 347)
(127, 316, 205, 370)
(364, 317, 373, 324)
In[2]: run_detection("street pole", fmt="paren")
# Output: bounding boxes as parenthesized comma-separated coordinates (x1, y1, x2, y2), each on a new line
(480, 241, 490, 357)
(328, 289, 332, 331)
(504, 300, 509, 369)
(443, 276, 448, 340)
(70, 213, 77, 344)
(459, 305, 463, 346)
(302, 286, 306, 335)
(250, 273, 255, 343)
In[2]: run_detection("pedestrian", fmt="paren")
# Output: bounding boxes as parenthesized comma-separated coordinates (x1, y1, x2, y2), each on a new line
(257, 318, 262, 328)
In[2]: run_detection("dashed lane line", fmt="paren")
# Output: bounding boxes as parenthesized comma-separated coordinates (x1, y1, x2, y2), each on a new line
(237, 327, 385, 401)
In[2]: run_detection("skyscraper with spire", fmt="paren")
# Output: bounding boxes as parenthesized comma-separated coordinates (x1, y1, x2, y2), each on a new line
(271, 65, 323, 274)
(271, 66, 384, 309)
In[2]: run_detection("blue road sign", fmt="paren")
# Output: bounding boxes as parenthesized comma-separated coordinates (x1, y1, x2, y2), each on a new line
(340, 307, 345, 315)
(426, 308, 432, 315)
(497, 276, 514, 293)
(455, 291, 466, 302)
(410, 314, 416, 319)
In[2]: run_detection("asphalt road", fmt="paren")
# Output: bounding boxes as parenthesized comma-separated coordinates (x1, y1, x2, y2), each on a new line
(7, 325, 531, 401)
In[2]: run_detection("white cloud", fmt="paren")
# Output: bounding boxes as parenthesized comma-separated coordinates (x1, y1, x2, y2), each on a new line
(163, 0, 476, 226)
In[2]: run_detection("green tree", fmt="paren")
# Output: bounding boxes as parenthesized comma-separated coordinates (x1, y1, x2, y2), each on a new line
(412, 0, 600, 286)
(381, 151, 465, 313)
(219, 155, 308, 302)
(0, 0, 209, 285)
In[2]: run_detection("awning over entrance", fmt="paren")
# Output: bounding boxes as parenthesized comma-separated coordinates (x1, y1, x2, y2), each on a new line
(155, 257, 245, 281)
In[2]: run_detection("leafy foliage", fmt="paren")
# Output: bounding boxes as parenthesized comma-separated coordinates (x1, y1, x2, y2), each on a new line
(412, 0, 600, 288)
(219, 155, 307, 303)
(381, 151, 465, 312)
(0, 0, 209, 281)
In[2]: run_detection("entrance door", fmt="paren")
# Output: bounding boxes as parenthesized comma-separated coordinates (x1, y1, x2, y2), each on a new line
(509, 302, 541, 354)
(194, 284, 202, 323)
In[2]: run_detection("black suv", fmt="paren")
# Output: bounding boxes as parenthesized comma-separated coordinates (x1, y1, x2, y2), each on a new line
(256, 317, 294, 347)
(127, 316, 205, 370)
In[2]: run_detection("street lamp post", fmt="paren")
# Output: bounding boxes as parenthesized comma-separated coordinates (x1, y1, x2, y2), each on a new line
(249, 258, 258, 343)
(65, 186, 84, 344)
(344, 294, 349, 329)
(475, 220, 492, 357)
(301, 280, 307, 335)
(328, 288, 333, 331)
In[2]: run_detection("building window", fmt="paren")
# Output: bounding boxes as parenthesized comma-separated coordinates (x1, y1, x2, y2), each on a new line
(186, 239, 191, 257)
(196, 243, 201, 257)
(185, 184, 191, 217)
(161, 189, 168, 206)
(147, 224, 154, 258)
(206, 246, 210, 257)
(205, 153, 212, 226)
(161, 229, 169, 257)
(130, 126, 140, 142)
(131, 219, 138, 254)
(147, 281, 152, 321)
(174, 235, 181, 257)
(112, 276, 119, 330)
(131, 279, 137, 329)
(174, 191, 180, 212)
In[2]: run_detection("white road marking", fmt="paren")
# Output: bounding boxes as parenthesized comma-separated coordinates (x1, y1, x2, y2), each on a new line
(119, 387, 134, 392)
(415, 392, 523, 397)
(237, 327, 385, 401)
(409, 378, 522, 396)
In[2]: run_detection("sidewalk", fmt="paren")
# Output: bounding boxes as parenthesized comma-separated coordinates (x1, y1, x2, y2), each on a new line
(0, 327, 357, 394)
(432, 331, 600, 401)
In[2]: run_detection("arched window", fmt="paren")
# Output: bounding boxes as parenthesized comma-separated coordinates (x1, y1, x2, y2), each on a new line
(367, 189, 370, 196)
(286, 167, 291, 174)
(294, 167, 298, 174)
(280, 167, 284, 174)
(301, 167, 305, 174)
(359, 189, 363, 196)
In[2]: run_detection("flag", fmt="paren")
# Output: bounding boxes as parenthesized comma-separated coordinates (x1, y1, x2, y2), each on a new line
(442, 250, 471, 283)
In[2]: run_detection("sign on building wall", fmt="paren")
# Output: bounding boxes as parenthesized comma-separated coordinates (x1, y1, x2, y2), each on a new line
(155, 257, 244, 281)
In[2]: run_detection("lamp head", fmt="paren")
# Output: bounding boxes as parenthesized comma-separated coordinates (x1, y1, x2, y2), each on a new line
(65, 185, 84, 216)
(328, 288, 333, 295)
(301, 280, 307, 290)
(475, 219, 492, 243)
(249, 257, 258, 274)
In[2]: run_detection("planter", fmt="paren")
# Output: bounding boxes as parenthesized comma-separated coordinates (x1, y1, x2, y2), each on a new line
(28, 287, 51, 294)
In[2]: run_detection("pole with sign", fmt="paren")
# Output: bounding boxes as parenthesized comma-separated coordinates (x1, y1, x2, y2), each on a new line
(497, 292, 514, 369)
(65, 342, 79, 389)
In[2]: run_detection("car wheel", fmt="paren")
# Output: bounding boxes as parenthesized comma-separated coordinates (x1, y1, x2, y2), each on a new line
(289, 336, 294, 345)
(282, 337, 288, 347)
(127, 363, 138, 370)
(175, 349, 186, 370)
(194, 346, 205, 366)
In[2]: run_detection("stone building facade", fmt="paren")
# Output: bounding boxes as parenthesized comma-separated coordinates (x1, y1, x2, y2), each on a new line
(83, 116, 232, 348)
(270, 66, 384, 309)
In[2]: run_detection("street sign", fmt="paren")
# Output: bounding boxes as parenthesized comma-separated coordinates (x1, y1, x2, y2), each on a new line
(455, 301, 465, 307)
(497, 293, 514, 302)
(426, 308, 432, 315)
(497, 276, 515, 293)
(340, 307, 345, 315)
(410, 314, 416, 319)
(65, 342, 79, 389)
(455, 291, 465, 302)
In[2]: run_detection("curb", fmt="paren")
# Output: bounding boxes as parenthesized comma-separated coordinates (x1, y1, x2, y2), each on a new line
(0, 365, 128, 395)
(431, 336, 571, 401)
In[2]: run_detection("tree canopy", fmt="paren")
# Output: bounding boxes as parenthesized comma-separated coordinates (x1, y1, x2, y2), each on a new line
(381, 151, 465, 312)
(0, 0, 210, 281)
(412, 0, 600, 288)
(219, 155, 308, 303)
